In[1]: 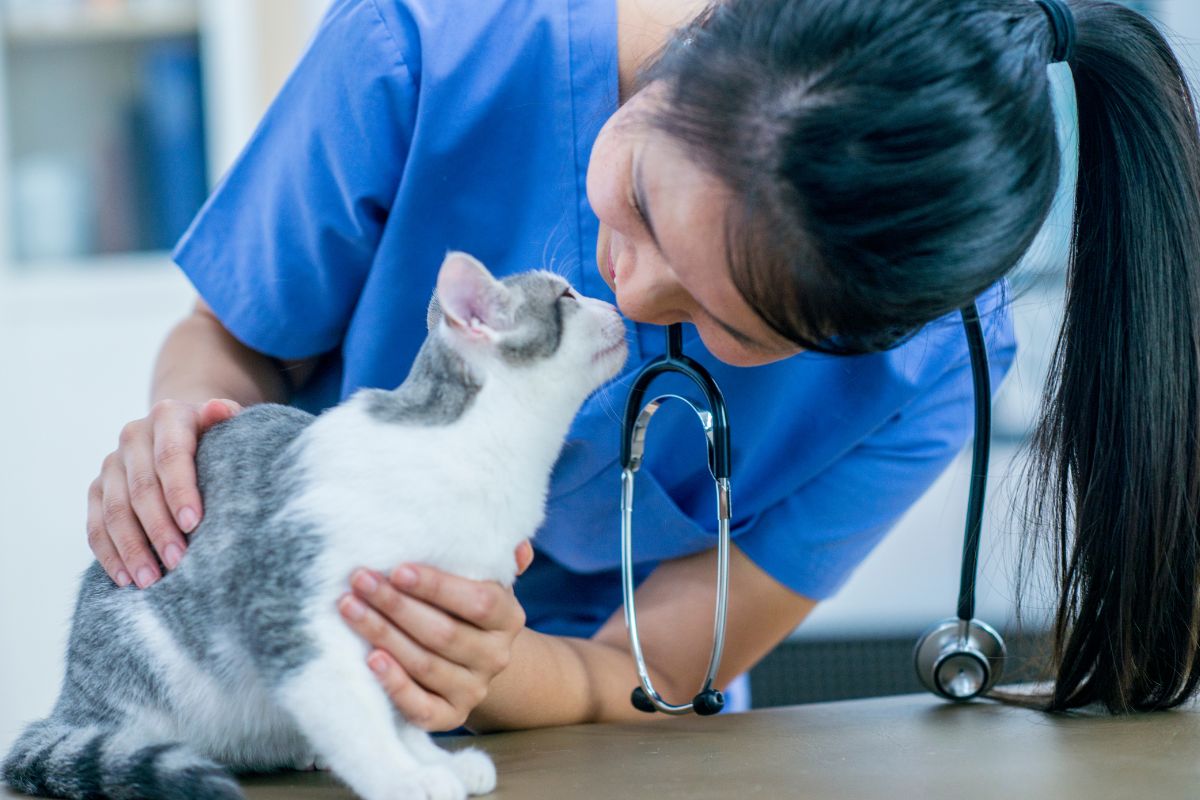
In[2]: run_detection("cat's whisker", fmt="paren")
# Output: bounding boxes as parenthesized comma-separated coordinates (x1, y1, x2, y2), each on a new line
(539, 218, 574, 279)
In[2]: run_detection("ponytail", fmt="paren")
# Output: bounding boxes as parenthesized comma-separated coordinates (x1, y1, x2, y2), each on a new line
(1028, 0, 1200, 712)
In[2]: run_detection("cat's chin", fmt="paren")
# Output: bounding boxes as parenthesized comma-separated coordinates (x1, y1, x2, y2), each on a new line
(586, 343, 628, 392)
(592, 338, 628, 367)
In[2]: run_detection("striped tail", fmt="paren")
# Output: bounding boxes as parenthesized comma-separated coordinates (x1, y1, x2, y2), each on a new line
(2, 718, 244, 800)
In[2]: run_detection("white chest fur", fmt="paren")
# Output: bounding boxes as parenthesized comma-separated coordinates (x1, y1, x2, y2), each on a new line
(282, 384, 569, 599)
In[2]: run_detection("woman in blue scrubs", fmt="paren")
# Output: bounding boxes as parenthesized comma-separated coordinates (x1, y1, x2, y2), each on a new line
(87, 0, 1200, 724)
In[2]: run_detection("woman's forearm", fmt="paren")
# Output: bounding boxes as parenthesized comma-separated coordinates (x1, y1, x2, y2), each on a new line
(150, 301, 297, 406)
(466, 628, 680, 732)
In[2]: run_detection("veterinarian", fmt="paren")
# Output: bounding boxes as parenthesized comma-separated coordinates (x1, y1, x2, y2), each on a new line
(86, 0, 1200, 729)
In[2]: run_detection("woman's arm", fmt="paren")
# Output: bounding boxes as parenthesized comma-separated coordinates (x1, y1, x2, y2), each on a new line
(344, 543, 816, 732)
(486, 544, 815, 729)
(150, 298, 315, 406)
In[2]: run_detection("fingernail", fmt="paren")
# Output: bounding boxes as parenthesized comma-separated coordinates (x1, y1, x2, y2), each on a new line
(178, 507, 198, 533)
(392, 566, 417, 588)
(163, 544, 184, 570)
(352, 570, 379, 594)
(368, 653, 389, 675)
(115, 570, 132, 588)
(136, 566, 159, 588)
(339, 595, 366, 621)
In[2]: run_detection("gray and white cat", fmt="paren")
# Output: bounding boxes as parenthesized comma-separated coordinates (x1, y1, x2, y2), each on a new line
(2, 252, 629, 800)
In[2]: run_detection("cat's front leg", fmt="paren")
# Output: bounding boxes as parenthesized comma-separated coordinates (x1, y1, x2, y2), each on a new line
(275, 639, 466, 800)
(395, 726, 496, 796)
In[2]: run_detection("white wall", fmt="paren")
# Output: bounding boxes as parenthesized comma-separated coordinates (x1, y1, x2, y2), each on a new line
(0, 258, 197, 756)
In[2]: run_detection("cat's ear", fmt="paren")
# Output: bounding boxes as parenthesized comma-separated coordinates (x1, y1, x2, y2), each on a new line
(435, 252, 515, 341)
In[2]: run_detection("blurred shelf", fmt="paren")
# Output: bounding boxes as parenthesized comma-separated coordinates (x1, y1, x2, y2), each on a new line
(3, 5, 198, 45)
(1, 248, 174, 276)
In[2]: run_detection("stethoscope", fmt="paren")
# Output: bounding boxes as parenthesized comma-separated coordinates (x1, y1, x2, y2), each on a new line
(619, 302, 1006, 716)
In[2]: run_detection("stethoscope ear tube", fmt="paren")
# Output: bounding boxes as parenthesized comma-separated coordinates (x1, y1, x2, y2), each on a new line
(620, 324, 732, 715)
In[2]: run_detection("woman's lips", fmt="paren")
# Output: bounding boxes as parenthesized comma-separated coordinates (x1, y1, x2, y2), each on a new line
(608, 246, 616, 282)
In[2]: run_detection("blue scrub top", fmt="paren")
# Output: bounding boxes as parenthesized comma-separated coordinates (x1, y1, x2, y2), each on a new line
(174, 0, 1016, 640)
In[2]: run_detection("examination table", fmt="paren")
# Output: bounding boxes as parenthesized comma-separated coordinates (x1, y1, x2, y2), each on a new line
(3, 692, 1195, 799)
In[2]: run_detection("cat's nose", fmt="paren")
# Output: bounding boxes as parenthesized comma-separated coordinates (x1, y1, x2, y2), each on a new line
(581, 295, 620, 316)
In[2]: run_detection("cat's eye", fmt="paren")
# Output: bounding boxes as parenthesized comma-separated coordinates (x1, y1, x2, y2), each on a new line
(560, 286, 579, 301)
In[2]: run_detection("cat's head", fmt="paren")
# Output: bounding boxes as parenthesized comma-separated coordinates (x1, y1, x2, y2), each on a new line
(427, 252, 628, 397)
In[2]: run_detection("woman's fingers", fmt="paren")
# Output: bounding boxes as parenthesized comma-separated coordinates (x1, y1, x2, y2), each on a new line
(338, 592, 481, 730)
(125, 416, 188, 572)
(149, 402, 203, 534)
(99, 452, 161, 588)
(387, 563, 525, 634)
(363, 650, 464, 732)
(515, 541, 534, 576)
(339, 561, 529, 727)
(349, 570, 499, 672)
(86, 398, 245, 589)
(86, 478, 132, 587)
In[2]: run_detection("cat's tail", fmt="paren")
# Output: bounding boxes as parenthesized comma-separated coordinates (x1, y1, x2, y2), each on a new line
(2, 717, 244, 800)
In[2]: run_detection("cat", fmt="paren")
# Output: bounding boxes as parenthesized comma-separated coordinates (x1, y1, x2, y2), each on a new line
(2, 252, 629, 800)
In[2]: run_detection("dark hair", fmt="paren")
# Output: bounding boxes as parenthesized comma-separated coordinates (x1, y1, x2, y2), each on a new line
(645, 0, 1200, 713)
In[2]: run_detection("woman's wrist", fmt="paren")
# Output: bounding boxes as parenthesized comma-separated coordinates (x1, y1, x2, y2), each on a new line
(465, 627, 589, 733)
(465, 627, 674, 733)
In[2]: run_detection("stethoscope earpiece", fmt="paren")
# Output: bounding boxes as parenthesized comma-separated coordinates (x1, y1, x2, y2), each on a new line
(692, 689, 725, 716)
(631, 686, 725, 715)
(631, 687, 657, 713)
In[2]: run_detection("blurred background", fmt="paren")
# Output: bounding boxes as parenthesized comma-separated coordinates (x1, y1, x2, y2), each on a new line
(0, 0, 1193, 753)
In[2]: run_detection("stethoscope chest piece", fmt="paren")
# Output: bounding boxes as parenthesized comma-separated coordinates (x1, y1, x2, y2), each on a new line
(914, 617, 1007, 700)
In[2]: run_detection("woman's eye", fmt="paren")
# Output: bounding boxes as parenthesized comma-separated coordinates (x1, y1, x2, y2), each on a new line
(629, 192, 648, 226)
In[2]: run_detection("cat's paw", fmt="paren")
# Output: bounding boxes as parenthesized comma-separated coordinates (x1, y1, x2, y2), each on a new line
(392, 764, 466, 800)
(448, 748, 496, 796)
(291, 752, 322, 771)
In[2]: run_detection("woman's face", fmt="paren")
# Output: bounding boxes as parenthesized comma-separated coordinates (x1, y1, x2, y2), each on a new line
(587, 84, 802, 367)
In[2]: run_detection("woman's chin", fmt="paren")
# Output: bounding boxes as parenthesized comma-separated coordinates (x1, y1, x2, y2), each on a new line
(613, 293, 687, 328)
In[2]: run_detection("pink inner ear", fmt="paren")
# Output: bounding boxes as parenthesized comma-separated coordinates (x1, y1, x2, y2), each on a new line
(436, 252, 513, 332)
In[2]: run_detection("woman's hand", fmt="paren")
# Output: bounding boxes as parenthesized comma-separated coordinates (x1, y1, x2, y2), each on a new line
(87, 398, 243, 588)
(337, 542, 534, 732)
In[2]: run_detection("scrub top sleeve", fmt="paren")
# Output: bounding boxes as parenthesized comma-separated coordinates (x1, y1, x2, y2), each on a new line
(173, 0, 416, 360)
(734, 357, 984, 602)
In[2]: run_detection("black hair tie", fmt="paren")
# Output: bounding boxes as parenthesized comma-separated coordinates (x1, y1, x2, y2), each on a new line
(1034, 0, 1077, 64)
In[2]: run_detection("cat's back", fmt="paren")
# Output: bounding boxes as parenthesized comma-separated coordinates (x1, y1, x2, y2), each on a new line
(196, 403, 315, 510)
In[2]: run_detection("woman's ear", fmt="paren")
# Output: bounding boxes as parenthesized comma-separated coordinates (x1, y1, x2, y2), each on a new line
(435, 251, 515, 341)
